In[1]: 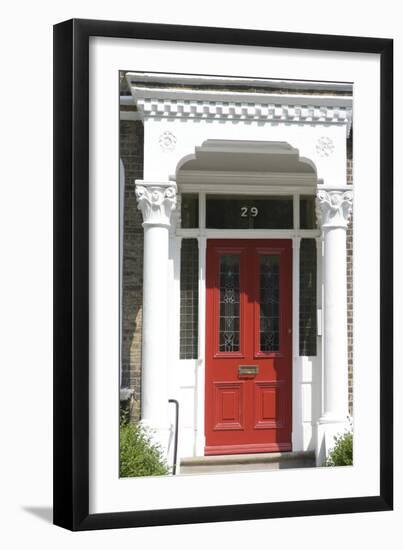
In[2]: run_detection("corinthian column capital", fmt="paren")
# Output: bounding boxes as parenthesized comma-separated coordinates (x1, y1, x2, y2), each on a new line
(316, 188, 353, 229)
(135, 180, 177, 227)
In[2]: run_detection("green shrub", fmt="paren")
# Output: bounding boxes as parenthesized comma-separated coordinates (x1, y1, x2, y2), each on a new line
(119, 417, 169, 477)
(325, 430, 353, 466)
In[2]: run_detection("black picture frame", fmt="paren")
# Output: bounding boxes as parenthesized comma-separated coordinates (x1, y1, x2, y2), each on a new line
(53, 18, 393, 531)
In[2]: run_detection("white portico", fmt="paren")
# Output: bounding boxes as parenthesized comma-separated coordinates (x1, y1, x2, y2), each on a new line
(124, 73, 353, 466)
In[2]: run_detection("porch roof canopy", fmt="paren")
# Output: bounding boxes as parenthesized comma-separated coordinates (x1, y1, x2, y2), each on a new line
(176, 140, 318, 191)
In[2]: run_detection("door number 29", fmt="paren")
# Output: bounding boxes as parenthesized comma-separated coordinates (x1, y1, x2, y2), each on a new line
(240, 206, 259, 217)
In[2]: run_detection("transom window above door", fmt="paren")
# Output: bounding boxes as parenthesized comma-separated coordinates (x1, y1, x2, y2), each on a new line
(180, 193, 317, 230)
(207, 195, 293, 229)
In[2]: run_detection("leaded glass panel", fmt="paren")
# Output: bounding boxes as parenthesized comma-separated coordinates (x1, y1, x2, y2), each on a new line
(299, 238, 317, 356)
(180, 239, 199, 359)
(260, 255, 280, 352)
(219, 254, 240, 352)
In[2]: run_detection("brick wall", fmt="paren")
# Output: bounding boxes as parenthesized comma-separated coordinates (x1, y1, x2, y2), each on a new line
(120, 119, 144, 421)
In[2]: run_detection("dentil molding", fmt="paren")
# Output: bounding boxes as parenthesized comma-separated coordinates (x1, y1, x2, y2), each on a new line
(127, 86, 352, 134)
(135, 180, 177, 226)
(316, 189, 353, 228)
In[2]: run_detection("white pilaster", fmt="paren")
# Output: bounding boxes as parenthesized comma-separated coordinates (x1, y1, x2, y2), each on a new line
(316, 236, 324, 415)
(195, 234, 207, 456)
(315, 188, 353, 465)
(292, 236, 302, 451)
(135, 180, 177, 455)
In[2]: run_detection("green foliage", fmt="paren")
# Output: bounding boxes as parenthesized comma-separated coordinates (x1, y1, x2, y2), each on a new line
(119, 415, 169, 477)
(325, 430, 353, 467)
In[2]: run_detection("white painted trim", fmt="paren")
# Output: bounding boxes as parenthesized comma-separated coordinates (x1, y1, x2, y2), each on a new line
(194, 140, 299, 155)
(178, 171, 317, 186)
(120, 111, 143, 121)
(292, 237, 301, 451)
(176, 228, 320, 239)
(171, 236, 182, 391)
(179, 184, 318, 194)
(128, 87, 352, 136)
(317, 237, 324, 421)
(130, 85, 353, 108)
(196, 229, 320, 238)
(179, 172, 316, 184)
(120, 95, 134, 105)
(293, 193, 300, 230)
(125, 72, 353, 92)
(199, 192, 206, 234)
(128, 83, 352, 138)
(176, 228, 201, 238)
(167, 234, 181, 467)
(195, 236, 207, 456)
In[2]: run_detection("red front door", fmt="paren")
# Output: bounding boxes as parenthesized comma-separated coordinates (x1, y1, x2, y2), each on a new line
(205, 239, 292, 455)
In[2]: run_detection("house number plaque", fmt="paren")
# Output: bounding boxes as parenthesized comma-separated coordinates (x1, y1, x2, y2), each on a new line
(240, 206, 259, 217)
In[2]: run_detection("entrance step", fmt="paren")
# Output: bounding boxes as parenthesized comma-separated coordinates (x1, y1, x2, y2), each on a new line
(179, 451, 315, 475)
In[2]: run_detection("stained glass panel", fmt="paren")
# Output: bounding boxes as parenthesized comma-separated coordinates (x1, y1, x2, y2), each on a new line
(260, 255, 280, 352)
(219, 254, 240, 352)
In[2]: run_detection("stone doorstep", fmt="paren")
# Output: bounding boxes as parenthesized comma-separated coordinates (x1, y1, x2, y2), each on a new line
(180, 450, 315, 467)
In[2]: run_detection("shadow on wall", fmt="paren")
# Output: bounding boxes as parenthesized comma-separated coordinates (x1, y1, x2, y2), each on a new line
(121, 199, 143, 420)
(120, 120, 144, 421)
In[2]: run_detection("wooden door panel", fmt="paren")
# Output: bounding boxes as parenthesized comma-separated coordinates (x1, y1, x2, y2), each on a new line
(213, 382, 244, 431)
(254, 381, 285, 429)
(205, 239, 292, 455)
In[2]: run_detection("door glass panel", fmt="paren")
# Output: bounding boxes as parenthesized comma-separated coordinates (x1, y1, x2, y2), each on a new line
(260, 255, 280, 352)
(219, 254, 240, 352)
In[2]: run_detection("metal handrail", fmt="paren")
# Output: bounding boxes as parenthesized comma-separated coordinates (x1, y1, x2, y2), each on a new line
(168, 399, 179, 475)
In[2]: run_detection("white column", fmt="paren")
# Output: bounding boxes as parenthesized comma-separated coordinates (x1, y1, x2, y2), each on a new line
(135, 180, 177, 454)
(316, 188, 353, 464)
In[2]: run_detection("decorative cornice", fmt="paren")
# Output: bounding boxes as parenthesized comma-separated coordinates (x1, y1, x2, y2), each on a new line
(128, 86, 352, 134)
(125, 72, 353, 93)
(135, 180, 177, 227)
(316, 189, 353, 229)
